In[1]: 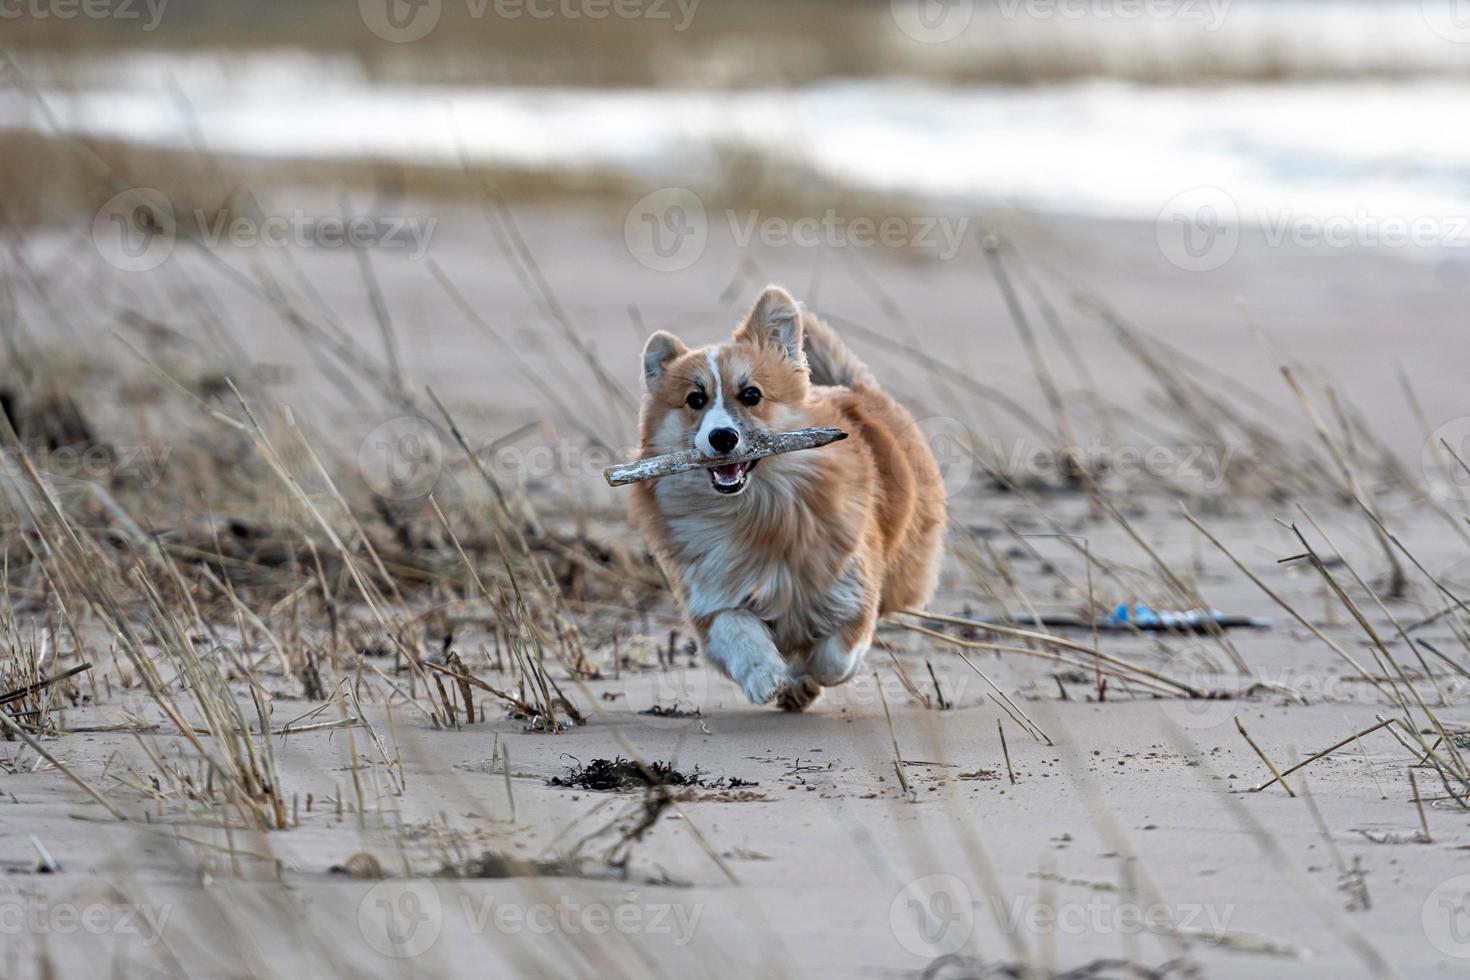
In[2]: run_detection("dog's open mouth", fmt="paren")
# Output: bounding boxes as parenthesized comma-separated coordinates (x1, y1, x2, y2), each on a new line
(708, 459, 758, 494)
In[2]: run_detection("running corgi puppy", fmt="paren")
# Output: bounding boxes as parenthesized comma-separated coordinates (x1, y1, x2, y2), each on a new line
(631, 286, 946, 710)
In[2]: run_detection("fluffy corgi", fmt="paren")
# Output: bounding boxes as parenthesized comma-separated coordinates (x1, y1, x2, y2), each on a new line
(630, 286, 946, 711)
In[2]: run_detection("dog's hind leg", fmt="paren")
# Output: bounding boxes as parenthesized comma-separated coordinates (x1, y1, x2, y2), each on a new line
(777, 673, 822, 713)
(799, 610, 877, 701)
(700, 609, 789, 705)
(805, 630, 872, 687)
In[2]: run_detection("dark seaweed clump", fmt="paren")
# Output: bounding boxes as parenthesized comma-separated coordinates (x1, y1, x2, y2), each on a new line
(549, 756, 756, 792)
(637, 704, 701, 719)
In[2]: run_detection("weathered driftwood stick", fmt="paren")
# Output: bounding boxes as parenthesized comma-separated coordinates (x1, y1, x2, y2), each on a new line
(604, 427, 848, 487)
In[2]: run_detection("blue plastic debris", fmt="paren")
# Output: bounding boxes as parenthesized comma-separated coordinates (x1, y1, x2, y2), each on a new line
(1110, 603, 1242, 629)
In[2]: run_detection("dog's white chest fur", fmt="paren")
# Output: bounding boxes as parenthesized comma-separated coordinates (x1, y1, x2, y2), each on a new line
(655, 477, 864, 652)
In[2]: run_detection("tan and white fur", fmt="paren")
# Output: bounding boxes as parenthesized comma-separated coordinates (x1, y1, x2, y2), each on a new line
(631, 286, 946, 711)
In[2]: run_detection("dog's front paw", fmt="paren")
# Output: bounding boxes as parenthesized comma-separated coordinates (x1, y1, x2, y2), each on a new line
(704, 609, 796, 706)
(735, 658, 788, 705)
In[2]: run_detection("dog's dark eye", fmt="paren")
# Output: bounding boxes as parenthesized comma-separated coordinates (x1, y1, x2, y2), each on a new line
(686, 391, 708, 410)
(739, 386, 762, 407)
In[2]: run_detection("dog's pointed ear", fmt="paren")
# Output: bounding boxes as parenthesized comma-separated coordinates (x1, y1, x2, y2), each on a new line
(735, 285, 805, 366)
(641, 331, 688, 391)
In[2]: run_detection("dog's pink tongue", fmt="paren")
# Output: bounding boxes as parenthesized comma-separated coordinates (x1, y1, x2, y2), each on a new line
(713, 463, 743, 481)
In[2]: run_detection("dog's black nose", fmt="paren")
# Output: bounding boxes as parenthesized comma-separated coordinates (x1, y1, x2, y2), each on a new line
(709, 428, 739, 454)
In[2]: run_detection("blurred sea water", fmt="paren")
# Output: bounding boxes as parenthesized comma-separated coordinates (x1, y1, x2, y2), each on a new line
(6, 50, 1469, 241)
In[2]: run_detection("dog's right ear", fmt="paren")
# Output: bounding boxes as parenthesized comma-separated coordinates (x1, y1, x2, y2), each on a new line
(641, 331, 688, 391)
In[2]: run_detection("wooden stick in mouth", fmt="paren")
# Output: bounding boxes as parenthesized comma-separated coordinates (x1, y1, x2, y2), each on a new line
(604, 427, 848, 487)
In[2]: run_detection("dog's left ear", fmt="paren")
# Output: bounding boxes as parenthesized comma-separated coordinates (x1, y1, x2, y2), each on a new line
(735, 285, 805, 367)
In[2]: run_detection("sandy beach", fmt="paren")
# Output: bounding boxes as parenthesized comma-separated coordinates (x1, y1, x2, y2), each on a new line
(3, 184, 1470, 978)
